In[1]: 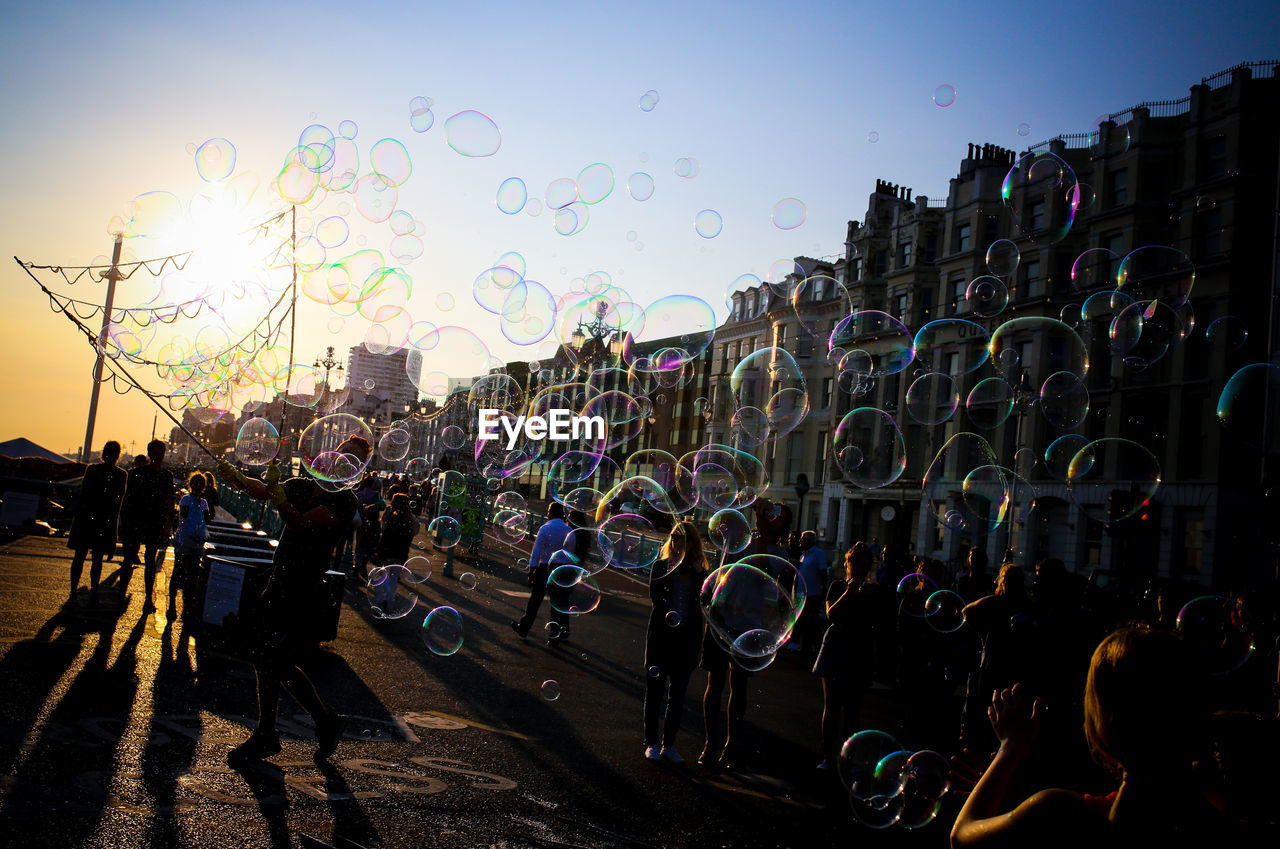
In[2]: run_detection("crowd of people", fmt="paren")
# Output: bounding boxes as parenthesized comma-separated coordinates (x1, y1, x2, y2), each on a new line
(58, 442, 1280, 839)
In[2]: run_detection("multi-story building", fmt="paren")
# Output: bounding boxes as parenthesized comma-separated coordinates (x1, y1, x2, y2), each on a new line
(708, 61, 1279, 590)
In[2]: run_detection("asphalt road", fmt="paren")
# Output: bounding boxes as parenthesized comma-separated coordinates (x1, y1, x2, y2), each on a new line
(0, 527, 947, 849)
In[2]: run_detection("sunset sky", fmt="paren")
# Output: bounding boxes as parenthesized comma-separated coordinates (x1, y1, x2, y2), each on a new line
(2, 0, 1275, 458)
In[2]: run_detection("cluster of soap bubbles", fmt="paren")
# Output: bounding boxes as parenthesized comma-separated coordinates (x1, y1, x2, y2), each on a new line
(840, 730, 951, 829)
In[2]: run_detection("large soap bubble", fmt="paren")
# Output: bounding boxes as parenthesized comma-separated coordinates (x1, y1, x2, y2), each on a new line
(235, 417, 280, 466)
(1065, 438, 1161, 525)
(832, 408, 907, 489)
(299, 413, 373, 484)
(1001, 151, 1080, 246)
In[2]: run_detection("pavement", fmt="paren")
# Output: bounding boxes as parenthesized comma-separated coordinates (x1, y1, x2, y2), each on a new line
(0, 522, 947, 849)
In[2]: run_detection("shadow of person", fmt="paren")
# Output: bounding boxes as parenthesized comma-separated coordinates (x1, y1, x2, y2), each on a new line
(140, 616, 203, 849)
(0, 611, 144, 846)
(311, 758, 383, 849)
(226, 759, 293, 849)
(0, 608, 93, 776)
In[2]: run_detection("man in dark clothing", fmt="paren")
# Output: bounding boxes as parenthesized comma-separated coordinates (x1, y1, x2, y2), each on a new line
(117, 439, 175, 612)
(216, 435, 368, 765)
(67, 440, 128, 606)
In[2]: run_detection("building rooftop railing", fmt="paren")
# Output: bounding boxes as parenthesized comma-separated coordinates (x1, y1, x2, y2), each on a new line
(1202, 60, 1279, 89)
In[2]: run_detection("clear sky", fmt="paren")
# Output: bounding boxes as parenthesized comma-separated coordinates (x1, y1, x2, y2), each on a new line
(2, 0, 1276, 457)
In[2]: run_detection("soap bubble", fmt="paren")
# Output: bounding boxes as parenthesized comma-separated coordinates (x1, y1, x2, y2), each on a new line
(429, 515, 462, 549)
(422, 606, 464, 656)
(638, 90, 660, 112)
(235, 417, 279, 465)
(444, 110, 501, 157)
(541, 679, 561, 701)
(1176, 595, 1255, 674)
(366, 564, 417, 619)
(933, 84, 956, 107)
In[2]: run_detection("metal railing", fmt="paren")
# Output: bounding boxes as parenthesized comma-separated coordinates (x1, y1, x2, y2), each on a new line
(1201, 60, 1279, 90)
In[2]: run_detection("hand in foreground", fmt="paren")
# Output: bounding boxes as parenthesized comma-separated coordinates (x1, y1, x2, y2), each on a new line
(216, 460, 247, 488)
(947, 747, 996, 801)
(989, 682, 1042, 756)
(263, 461, 282, 486)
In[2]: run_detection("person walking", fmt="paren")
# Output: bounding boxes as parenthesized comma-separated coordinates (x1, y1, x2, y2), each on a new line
(67, 440, 128, 607)
(813, 542, 879, 769)
(117, 439, 174, 612)
(215, 435, 369, 765)
(794, 531, 829, 655)
(171, 472, 212, 617)
(511, 502, 571, 643)
(643, 520, 707, 764)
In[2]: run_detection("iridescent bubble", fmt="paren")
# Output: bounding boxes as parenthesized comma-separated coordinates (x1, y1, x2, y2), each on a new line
(933, 84, 956, 107)
(299, 414, 373, 484)
(370, 138, 412, 187)
(1039, 372, 1090, 430)
(444, 110, 501, 157)
(638, 90, 660, 112)
(354, 174, 397, 223)
(541, 679, 561, 701)
(832, 408, 907, 489)
(406, 326, 493, 403)
(965, 276, 1008, 317)
(924, 432, 1001, 534)
(1216, 363, 1280, 447)
(961, 465, 1019, 535)
(912, 319, 990, 375)
(897, 572, 939, 617)
(597, 513, 661, 570)
(459, 572, 477, 590)
(1070, 248, 1119, 292)
(1066, 438, 1161, 525)
(990, 317, 1088, 388)
(409, 96, 435, 132)
(673, 157, 700, 178)
(422, 606, 463, 656)
(1117, 245, 1195, 305)
(577, 163, 614, 204)
(702, 563, 798, 664)
(985, 239, 1020, 277)
(694, 209, 723, 238)
(772, 198, 806, 230)
(1017, 122, 1031, 136)
(905, 373, 960, 425)
(924, 590, 966, 633)
(965, 378, 1014, 429)
(366, 564, 417, 620)
(1108, 299, 1181, 368)
(545, 178, 579, 210)
(1205, 316, 1247, 351)
(627, 172, 655, 201)
(441, 425, 465, 450)
(867, 131, 880, 143)
(235, 417, 279, 465)
(338, 119, 358, 139)
(1001, 151, 1080, 246)
(621, 294, 717, 368)
(709, 508, 752, 553)
(195, 138, 236, 182)
(830, 311, 915, 377)
(1082, 289, 1134, 324)
(1176, 595, 1255, 674)
(496, 177, 527, 214)
(548, 566, 601, 614)
(404, 555, 432, 584)
(554, 202, 590, 236)
(429, 515, 462, 549)
(664, 610, 681, 628)
(1044, 434, 1089, 480)
(839, 729, 905, 799)
(378, 428, 412, 462)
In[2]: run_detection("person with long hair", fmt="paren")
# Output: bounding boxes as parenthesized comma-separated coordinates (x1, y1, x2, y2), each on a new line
(643, 520, 708, 764)
(960, 562, 1031, 750)
(951, 627, 1233, 847)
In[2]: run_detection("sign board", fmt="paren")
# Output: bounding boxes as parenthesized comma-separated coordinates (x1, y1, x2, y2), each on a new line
(203, 560, 246, 626)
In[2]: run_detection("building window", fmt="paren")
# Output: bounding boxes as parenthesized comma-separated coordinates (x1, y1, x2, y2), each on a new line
(776, 325, 787, 348)
(948, 275, 966, 315)
(897, 241, 912, 269)
(894, 292, 908, 320)
(1108, 169, 1128, 207)
(796, 331, 813, 358)
(873, 250, 887, 277)
(1020, 259, 1041, 298)
(919, 288, 934, 323)
(954, 223, 971, 253)
(944, 351, 960, 375)
(786, 437, 805, 485)
(1177, 510, 1205, 577)
(1104, 233, 1125, 282)
(821, 377, 833, 410)
(815, 431, 828, 485)
(925, 234, 938, 263)
(1027, 199, 1046, 232)
(1197, 208, 1223, 258)
(1203, 137, 1227, 180)
(983, 216, 1000, 247)
(850, 256, 862, 281)
(811, 276, 826, 301)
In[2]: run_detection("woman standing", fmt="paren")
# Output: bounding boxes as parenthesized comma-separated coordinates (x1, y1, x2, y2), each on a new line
(643, 520, 707, 764)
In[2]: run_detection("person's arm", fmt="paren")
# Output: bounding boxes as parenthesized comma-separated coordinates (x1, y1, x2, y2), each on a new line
(529, 523, 552, 567)
(825, 579, 852, 618)
(951, 683, 1073, 848)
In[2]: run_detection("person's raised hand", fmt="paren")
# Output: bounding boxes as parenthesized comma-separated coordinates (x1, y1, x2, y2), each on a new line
(989, 683, 1041, 756)
(216, 459, 247, 488)
(264, 461, 282, 486)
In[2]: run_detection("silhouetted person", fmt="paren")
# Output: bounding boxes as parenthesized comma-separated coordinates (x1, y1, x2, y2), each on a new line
(951, 628, 1238, 848)
(67, 440, 127, 606)
(511, 502, 571, 643)
(117, 439, 174, 611)
(794, 530, 828, 656)
(643, 520, 707, 764)
(961, 563, 1031, 751)
(955, 547, 992, 602)
(216, 435, 369, 765)
(171, 472, 211, 618)
(813, 542, 878, 769)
